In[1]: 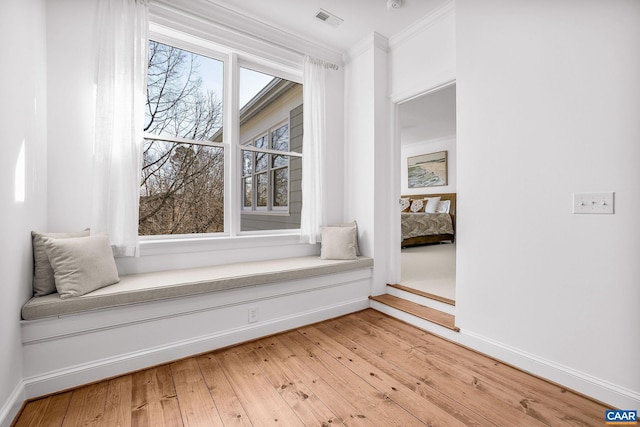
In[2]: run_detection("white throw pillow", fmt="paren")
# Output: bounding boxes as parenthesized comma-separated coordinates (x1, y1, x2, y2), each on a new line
(424, 197, 442, 213)
(31, 229, 90, 296)
(436, 200, 451, 214)
(43, 234, 120, 299)
(320, 226, 357, 260)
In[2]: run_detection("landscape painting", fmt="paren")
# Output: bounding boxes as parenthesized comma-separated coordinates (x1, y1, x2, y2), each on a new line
(407, 151, 448, 188)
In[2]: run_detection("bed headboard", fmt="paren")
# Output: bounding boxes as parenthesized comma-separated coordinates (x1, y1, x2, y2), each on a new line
(402, 193, 456, 229)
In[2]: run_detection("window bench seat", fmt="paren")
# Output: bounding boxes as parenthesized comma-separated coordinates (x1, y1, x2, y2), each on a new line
(22, 256, 374, 321)
(20, 254, 373, 399)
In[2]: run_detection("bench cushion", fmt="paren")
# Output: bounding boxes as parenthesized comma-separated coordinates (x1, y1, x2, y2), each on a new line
(22, 256, 373, 320)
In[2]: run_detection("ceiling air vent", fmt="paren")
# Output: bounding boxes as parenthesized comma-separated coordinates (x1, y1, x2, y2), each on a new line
(314, 9, 343, 28)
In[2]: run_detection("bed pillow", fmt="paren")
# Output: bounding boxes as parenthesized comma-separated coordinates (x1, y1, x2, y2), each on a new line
(42, 234, 120, 299)
(31, 229, 90, 296)
(409, 199, 425, 213)
(424, 197, 442, 213)
(436, 200, 451, 214)
(399, 197, 411, 212)
(320, 225, 357, 260)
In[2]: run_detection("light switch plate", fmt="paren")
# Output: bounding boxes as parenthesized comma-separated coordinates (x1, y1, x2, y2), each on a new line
(573, 192, 614, 214)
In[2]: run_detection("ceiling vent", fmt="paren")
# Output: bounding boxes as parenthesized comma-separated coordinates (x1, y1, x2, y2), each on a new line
(314, 9, 343, 28)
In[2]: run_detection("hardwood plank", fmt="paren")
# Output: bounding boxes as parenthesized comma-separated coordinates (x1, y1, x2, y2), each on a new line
(243, 345, 345, 426)
(170, 358, 224, 427)
(388, 284, 456, 306)
(61, 382, 108, 427)
(252, 335, 373, 427)
(13, 398, 49, 427)
(301, 322, 487, 426)
(215, 347, 305, 426)
(196, 353, 253, 426)
(370, 294, 459, 331)
(98, 375, 132, 427)
(14, 392, 72, 427)
(131, 365, 182, 427)
(356, 309, 606, 426)
(279, 331, 427, 426)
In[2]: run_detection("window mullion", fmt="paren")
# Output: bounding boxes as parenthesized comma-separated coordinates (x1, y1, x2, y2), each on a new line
(226, 52, 240, 236)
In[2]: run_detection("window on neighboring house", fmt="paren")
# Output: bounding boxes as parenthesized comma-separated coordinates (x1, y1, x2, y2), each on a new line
(241, 122, 290, 212)
(139, 38, 302, 237)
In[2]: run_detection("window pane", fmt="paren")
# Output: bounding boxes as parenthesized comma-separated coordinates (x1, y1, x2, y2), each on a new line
(273, 167, 288, 207)
(140, 139, 224, 235)
(255, 151, 268, 172)
(242, 150, 252, 176)
(272, 124, 289, 168)
(271, 124, 288, 151)
(255, 135, 268, 149)
(145, 41, 223, 142)
(256, 173, 268, 207)
(243, 177, 252, 207)
(239, 66, 302, 232)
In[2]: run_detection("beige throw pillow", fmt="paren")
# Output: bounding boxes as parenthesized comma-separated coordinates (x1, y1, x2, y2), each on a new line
(31, 229, 90, 296)
(320, 226, 357, 260)
(335, 220, 361, 256)
(43, 234, 120, 299)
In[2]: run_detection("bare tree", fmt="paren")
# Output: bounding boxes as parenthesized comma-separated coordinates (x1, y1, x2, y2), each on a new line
(139, 41, 224, 235)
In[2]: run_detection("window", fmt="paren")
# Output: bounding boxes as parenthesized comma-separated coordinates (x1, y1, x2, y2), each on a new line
(239, 67, 302, 232)
(140, 38, 302, 237)
(241, 122, 290, 212)
(140, 40, 225, 236)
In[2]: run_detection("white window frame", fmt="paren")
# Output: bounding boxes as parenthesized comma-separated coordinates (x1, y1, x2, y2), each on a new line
(140, 23, 303, 245)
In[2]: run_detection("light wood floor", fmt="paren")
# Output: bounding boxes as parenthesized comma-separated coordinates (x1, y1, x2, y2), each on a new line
(13, 309, 607, 427)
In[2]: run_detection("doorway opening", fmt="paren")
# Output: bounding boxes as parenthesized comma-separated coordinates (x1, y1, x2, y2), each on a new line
(397, 82, 456, 302)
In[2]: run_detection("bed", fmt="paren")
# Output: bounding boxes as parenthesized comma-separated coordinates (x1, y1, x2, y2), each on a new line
(400, 193, 456, 247)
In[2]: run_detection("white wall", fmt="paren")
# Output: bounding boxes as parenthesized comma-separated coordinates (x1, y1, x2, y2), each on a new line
(389, 1, 455, 102)
(45, 1, 346, 275)
(457, 0, 640, 408)
(47, 0, 97, 232)
(401, 136, 456, 195)
(0, 0, 48, 422)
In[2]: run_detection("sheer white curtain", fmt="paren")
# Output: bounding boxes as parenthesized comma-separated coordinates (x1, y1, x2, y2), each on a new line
(300, 56, 337, 244)
(92, 0, 148, 257)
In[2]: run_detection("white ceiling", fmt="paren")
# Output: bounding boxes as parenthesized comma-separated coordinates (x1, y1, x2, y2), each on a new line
(399, 84, 456, 145)
(207, 0, 449, 53)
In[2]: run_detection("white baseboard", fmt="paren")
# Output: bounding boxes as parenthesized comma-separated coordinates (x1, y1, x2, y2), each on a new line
(458, 330, 640, 411)
(22, 297, 369, 400)
(0, 381, 25, 427)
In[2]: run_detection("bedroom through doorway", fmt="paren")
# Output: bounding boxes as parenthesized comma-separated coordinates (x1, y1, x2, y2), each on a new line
(398, 83, 457, 302)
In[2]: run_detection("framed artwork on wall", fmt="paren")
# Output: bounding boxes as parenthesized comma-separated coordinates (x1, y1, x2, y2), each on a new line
(407, 150, 448, 188)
